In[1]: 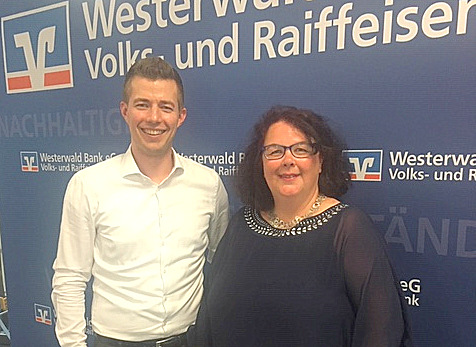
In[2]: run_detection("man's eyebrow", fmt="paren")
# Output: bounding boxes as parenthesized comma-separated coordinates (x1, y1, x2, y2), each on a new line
(132, 97, 149, 103)
(159, 100, 177, 106)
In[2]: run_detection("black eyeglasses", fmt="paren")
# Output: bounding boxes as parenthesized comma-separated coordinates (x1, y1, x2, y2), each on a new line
(262, 142, 319, 160)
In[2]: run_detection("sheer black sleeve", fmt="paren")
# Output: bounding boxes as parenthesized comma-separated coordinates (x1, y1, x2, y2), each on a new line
(334, 207, 413, 347)
(187, 208, 245, 347)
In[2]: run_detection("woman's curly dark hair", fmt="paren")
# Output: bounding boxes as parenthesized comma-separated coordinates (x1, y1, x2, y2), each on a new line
(236, 105, 351, 211)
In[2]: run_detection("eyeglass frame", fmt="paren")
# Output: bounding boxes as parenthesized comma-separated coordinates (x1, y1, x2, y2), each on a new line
(261, 142, 319, 160)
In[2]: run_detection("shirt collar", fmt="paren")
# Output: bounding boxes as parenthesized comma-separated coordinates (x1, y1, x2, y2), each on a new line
(120, 146, 184, 182)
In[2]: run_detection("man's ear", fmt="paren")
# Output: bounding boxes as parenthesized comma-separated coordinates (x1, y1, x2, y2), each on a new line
(120, 101, 128, 121)
(177, 107, 187, 127)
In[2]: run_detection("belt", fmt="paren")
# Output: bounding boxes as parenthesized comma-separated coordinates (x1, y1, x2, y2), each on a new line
(95, 332, 188, 347)
(155, 333, 188, 347)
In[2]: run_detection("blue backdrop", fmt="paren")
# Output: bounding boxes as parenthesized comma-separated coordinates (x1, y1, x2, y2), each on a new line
(1, 0, 475, 346)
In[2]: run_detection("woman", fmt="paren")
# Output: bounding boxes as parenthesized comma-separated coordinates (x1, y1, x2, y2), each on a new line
(191, 105, 412, 346)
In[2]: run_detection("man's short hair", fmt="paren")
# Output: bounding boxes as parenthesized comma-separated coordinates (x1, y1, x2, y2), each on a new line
(122, 56, 184, 109)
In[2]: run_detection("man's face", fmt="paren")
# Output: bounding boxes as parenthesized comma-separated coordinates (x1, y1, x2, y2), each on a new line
(120, 77, 186, 160)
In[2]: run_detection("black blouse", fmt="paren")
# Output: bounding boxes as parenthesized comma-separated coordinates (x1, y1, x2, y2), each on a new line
(191, 204, 412, 347)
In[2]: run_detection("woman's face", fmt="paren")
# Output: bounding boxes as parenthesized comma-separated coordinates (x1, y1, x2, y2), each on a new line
(262, 121, 322, 203)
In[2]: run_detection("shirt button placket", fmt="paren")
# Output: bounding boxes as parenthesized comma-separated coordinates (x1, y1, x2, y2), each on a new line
(156, 186, 168, 326)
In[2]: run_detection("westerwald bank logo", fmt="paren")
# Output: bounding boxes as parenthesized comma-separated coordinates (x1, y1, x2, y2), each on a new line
(345, 150, 383, 181)
(20, 151, 39, 172)
(1, 1, 73, 94)
(34, 303, 52, 325)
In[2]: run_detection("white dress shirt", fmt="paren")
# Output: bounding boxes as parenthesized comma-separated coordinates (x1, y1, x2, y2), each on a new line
(51, 147, 229, 346)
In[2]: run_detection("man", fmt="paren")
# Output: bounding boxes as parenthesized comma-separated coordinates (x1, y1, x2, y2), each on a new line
(51, 57, 229, 347)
